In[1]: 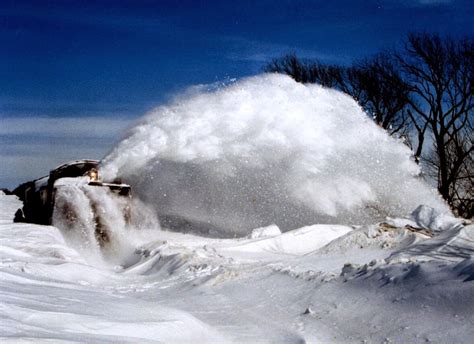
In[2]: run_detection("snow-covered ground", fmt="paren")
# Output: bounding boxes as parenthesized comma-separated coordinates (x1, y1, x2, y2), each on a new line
(1, 192, 473, 343)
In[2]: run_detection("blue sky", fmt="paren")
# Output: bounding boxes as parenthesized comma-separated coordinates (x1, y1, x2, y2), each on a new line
(1, 0, 473, 188)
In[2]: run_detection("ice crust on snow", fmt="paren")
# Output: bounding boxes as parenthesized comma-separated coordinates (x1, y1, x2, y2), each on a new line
(102, 74, 448, 236)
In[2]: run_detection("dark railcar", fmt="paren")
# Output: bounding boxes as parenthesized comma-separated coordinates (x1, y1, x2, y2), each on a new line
(13, 159, 130, 225)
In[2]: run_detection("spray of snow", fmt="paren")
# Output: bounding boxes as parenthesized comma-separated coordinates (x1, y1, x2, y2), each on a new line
(52, 177, 160, 266)
(101, 74, 448, 237)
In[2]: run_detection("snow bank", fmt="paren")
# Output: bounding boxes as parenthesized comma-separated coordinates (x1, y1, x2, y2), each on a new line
(1, 190, 473, 343)
(388, 224, 474, 264)
(226, 224, 352, 256)
(102, 74, 448, 237)
(0, 194, 228, 343)
(249, 224, 281, 239)
(410, 205, 463, 233)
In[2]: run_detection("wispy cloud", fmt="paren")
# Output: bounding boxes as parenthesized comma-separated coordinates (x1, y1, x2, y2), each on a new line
(382, 0, 454, 7)
(220, 36, 349, 64)
(0, 116, 135, 188)
(417, 0, 453, 4)
(0, 116, 134, 138)
(0, 4, 175, 34)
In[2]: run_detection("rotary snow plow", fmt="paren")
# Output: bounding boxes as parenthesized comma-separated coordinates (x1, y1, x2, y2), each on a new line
(12, 159, 131, 227)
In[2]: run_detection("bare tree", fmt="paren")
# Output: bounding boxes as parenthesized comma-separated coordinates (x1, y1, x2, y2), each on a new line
(263, 54, 313, 83)
(349, 54, 410, 136)
(263, 54, 346, 87)
(396, 33, 473, 217)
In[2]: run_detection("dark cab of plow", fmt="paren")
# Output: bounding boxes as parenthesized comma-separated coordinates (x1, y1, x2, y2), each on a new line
(12, 159, 131, 225)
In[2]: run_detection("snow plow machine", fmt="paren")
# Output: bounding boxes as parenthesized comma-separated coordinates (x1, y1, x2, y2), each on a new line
(12, 159, 131, 226)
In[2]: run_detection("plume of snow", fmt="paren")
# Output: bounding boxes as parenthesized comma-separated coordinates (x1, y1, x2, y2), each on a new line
(101, 74, 448, 237)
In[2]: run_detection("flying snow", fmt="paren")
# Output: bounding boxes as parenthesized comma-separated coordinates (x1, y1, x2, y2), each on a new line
(101, 74, 448, 236)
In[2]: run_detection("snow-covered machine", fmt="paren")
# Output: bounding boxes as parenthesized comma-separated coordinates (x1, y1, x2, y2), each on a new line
(12, 159, 131, 225)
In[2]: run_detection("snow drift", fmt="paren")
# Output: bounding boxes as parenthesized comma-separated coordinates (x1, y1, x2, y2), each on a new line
(102, 74, 448, 236)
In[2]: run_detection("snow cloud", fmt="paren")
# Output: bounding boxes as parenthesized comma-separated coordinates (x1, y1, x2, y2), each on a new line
(102, 74, 448, 236)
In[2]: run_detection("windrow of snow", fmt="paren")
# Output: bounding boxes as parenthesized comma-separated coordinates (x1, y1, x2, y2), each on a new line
(102, 74, 448, 237)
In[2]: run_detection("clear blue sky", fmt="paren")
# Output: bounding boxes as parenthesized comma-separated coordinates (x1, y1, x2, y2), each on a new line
(1, 0, 473, 188)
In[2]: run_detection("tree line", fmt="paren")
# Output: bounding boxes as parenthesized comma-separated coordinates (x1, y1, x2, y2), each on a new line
(264, 33, 473, 218)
